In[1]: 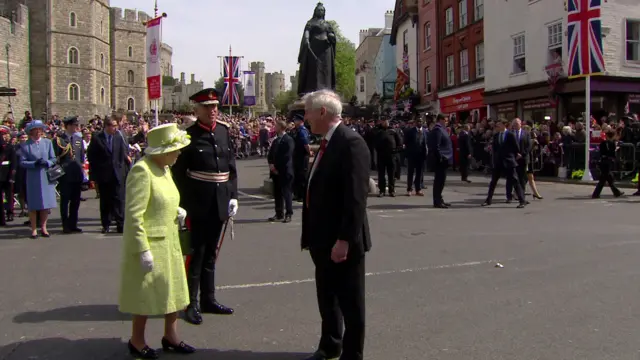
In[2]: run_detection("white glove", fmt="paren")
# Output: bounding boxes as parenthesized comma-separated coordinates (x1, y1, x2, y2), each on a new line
(140, 250, 154, 273)
(228, 199, 238, 217)
(177, 207, 187, 227)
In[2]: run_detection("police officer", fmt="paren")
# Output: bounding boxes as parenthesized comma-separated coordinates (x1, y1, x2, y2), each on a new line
(291, 113, 310, 201)
(375, 118, 402, 197)
(173, 88, 238, 325)
(0, 126, 16, 224)
(55, 116, 85, 233)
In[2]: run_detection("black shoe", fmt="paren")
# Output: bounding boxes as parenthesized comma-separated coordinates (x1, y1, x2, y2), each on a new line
(41, 232, 51, 238)
(71, 227, 83, 233)
(161, 337, 196, 354)
(442, 202, 451, 207)
(63, 228, 73, 234)
(303, 350, 340, 360)
(389, 192, 396, 197)
(505, 199, 513, 204)
(283, 215, 292, 223)
(481, 201, 492, 207)
(433, 204, 449, 209)
(184, 304, 202, 325)
(201, 301, 234, 315)
(378, 193, 385, 197)
(615, 192, 625, 198)
(6, 215, 13, 222)
(101, 227, 110, 234)
(116, 226, 124, 234)
(517, 202, 527, 209)
(127, 340, 159, 359)
(268, 215, 284, 222)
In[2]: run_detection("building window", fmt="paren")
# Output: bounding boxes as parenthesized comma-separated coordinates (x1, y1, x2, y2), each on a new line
(460, 49, 469, 82)
(128, 46, 133, 57)
(446, 55, 454, 86)
(127, 97, 135, 111)
(474, 0, 483, 21)
(69, 12, 77, 27)
(445, 7, 454, 35)
(68, 47, 79, 64)
(626, 19, 640, 62)
(100, 20, 103, 35)
(425, 67, 432, 94)
(127, 70, 135, 83)
(359, 76, 365, 92)
(513, 34, 526, 73)
(548, 21, 563, 63)
(476, 42, 485, 78)
(424, 22, 431, 50)
(100, 53, 105, 69)
(68, 83, 79, 101)
(100, 87, 105, 103)
(458, 0, 468, 28)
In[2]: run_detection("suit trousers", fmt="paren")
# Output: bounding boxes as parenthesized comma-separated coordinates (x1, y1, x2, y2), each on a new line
(406, 156, 425, 191)
(486, 166, 524, 203)
(188, 217, 225, 305)
(376, 155, 395, 193)
(293, 158, 309, 200)
(59, 180, 82, 230)
(0, 181, 13, 219)
(592, 163, 622, 197)
(273, 173, 293, 217)
(432, 162, 448, 205)
(507, 162, 528, 199)
(459, 156, 470, 181)
(97, 181, 124, 229)
(311, 249, 365, 360)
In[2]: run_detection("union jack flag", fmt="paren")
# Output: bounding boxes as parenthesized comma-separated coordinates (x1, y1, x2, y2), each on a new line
(567, 0, 606, 78)
(222, 56, 241, 106)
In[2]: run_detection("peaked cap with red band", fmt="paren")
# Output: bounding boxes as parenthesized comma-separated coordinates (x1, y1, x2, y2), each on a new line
(189, 88, 220, 105)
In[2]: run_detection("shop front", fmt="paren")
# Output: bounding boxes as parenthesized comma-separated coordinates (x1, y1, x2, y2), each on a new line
(522, 98, 556, 124)
(629, 94, 640, 114)
(494, 102, 516, 121)
(439, 88, 486, 123)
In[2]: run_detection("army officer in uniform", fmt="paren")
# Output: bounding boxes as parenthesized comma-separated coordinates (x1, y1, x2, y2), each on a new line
(173, 88, 239, 325)
(54, 116, 85, 233)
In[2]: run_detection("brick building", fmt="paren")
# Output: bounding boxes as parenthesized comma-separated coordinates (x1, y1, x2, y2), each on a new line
(436, 0, 485, 122)
(417, 0, 438, 113)
(0, 3, 30, 118)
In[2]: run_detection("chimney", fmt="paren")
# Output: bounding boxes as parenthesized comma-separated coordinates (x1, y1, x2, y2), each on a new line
(180, 72, 185, 83)
(385, 10, 394, 30)
(359, 29, 367, 46)
(190, 74, 195, 83)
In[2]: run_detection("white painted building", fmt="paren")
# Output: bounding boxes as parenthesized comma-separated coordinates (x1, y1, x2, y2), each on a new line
(393, 18, 418, 93)
(483, 0, 640, 122)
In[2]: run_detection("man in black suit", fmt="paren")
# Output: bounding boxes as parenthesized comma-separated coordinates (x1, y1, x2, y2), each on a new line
(267, 119, 295, 223)
(87, 116, 130, 233)
(0, 126, 16, 224)
(482, 120, 526, 208)
(302, 89, 371, 360)
(404, 118, 427, 196)
(427, 114, 453, 208)
(507, 118, 531, 201)
(458, 124, 473, 183)
(54, 116, 85, 233)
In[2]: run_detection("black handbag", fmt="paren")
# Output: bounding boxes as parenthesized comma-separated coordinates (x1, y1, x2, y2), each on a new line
(179, 227, 192, 255)
(46, 164, 65, 183)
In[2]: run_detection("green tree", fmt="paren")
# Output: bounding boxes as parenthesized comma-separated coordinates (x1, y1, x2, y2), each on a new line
(162, 75, 177, 86)
(274, 90, 299, 114)
(327, 20, 356, 101)
(213, 76, 244, 109)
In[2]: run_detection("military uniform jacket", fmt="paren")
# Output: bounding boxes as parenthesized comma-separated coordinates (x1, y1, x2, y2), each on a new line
(54, 132, 85, 183)
(0, 140, 17, 182)
(173, 119, 238, 222)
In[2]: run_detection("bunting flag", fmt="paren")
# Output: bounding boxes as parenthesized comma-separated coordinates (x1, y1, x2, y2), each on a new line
(222, 56, 241, 106)
(394, 68, 409, 101)
(145, 16, 163, 99)
(567, 0, 605, 78)
(243, 71, 256, 106)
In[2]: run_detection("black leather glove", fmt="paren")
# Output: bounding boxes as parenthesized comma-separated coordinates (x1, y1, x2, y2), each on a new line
(35, 159, 46, 167)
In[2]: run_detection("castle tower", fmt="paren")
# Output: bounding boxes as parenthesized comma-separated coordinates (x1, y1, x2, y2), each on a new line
(249, 61, 267, 113)
(110, 7, 150, 114)
(28, 0, 112, 119)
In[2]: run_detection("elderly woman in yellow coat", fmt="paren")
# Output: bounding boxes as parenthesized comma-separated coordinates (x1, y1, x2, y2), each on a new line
(118, 123, 195, 359)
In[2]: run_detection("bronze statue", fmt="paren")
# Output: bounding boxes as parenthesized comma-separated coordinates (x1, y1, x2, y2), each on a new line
(297, 2, 337, 96)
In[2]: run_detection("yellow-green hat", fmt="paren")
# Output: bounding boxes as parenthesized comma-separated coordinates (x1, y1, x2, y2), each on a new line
(145, 123, 190, 155)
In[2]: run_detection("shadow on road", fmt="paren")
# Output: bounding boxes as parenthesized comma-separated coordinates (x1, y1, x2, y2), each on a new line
(13, 304, 129, 323)
(0, 337, 308, 360)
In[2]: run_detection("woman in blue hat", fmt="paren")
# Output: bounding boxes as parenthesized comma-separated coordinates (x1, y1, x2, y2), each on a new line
(19, 120, 57, 238)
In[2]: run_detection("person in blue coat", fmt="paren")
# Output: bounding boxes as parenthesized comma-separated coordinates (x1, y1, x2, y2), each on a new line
(20, 120, 57, 238)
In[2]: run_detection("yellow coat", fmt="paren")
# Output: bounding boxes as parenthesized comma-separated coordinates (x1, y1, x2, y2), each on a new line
(118, 157, 189, 316)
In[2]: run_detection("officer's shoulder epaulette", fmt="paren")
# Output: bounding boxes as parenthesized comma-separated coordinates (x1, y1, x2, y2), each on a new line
(216, 120, 230, 128)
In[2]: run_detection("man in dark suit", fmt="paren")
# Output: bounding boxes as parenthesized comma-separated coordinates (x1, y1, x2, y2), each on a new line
(0, 126, 16, 224)
(54, 116, 85, 233)
(427, 114, 453, 208)
(292, 113, 311, 201)
(404, 118, 427, 196)
(87, 116, 130, 233)
(267, 119, 295, 223)
(507, 118, 531, 200)
(482, 120, 527, 208)
(301, 89, 371, 360)
(458, 124, 473, 183)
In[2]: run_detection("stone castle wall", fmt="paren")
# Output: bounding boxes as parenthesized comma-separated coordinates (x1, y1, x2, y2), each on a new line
(0, 3, 30, 118)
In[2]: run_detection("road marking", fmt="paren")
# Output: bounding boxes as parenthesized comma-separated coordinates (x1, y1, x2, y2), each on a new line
(216, 259, 501, 290)
(238, 190, 270, 200)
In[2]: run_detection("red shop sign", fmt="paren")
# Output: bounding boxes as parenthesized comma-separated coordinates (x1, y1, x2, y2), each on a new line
(523, 98, 552, 110)
(496, 102, 516, 112)
(440, 89, 485, 113)
(629, 94, 640, 104)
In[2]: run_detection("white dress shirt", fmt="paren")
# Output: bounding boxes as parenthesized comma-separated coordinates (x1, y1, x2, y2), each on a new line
(309, 120, 341, 182)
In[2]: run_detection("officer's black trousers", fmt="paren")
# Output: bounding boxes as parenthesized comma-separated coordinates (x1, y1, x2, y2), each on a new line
(273, 174, 293, 217)
(376, 155, 395, 194)
(432, 162, 448, 206)
(0, 180, 13, 223)
(293, 158, 309, 200)
(188, 217, 225, 306)
(97, 181, 124, 229)
(59, 181, 81, 230)
(592, 163, 622, 197)
(406, 156, 425, 192)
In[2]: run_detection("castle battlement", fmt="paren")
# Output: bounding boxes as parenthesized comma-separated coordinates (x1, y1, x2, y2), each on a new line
(110, 7, 151, 29)
(161, 42, 173, 54)
(0, 3, 27, 25)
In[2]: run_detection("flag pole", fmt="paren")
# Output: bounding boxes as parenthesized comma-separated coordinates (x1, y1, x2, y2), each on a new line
(229, 45, 233, 115)
(581, 75, 592, 181)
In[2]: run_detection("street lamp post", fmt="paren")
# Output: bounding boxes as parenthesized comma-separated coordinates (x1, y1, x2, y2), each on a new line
(5, 44, 13, 115)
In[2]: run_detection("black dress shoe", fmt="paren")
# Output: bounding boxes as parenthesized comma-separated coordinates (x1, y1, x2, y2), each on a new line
(127, 340, 159, 359)
(201, 301, 234, 315)
(71, 227, 83, 233)
(184, 304, 202, 325)
(481, 201, 492, 207)
(41, 232, 51, 238)
(517, 202, 527, 209)
(442, 202, 451, 207)
(433, 204, 448, 209)
(101, 227, 110, 234)
(161, 337, 196, 354)
(377, 193, 385, 197)
(283, 215, 292, 223)
(389, 192, 396, 197)
(62, 228, 73, 234)
(303, 350, 340, 360)
(268, 215, 284, 222)
(116, 226, 124, 234)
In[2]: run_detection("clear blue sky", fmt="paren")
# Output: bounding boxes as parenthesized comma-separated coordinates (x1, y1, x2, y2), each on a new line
(111, 0, 393, 88)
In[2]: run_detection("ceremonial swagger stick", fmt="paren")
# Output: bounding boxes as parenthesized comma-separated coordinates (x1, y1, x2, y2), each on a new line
(214, 217, 234, 262)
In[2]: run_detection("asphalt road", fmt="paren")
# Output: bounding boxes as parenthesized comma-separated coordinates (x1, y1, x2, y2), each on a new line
(1, 158, 640, 360)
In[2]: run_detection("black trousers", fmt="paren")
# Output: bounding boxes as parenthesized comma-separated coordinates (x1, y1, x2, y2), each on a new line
(486, 166, 525, 203)
(592, 163, 621, 197)
(97, 181, 124, 229)
(406, 156, 425, 191)
(507, 162, 528, 199)
(273, 173, 293, 217)
(0, 180, 13, 222)
(432, 162, 448, 206)
(293, 158, 309, 200)
(367, 144, 376, 170)
(311, 250, 365, 360)
(376, 155, 395, 193)
(459, 156, 470, 181)
(394, 154, 402, 180)
(188, 217, 225, 305)
(59, 180, 81, 230)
